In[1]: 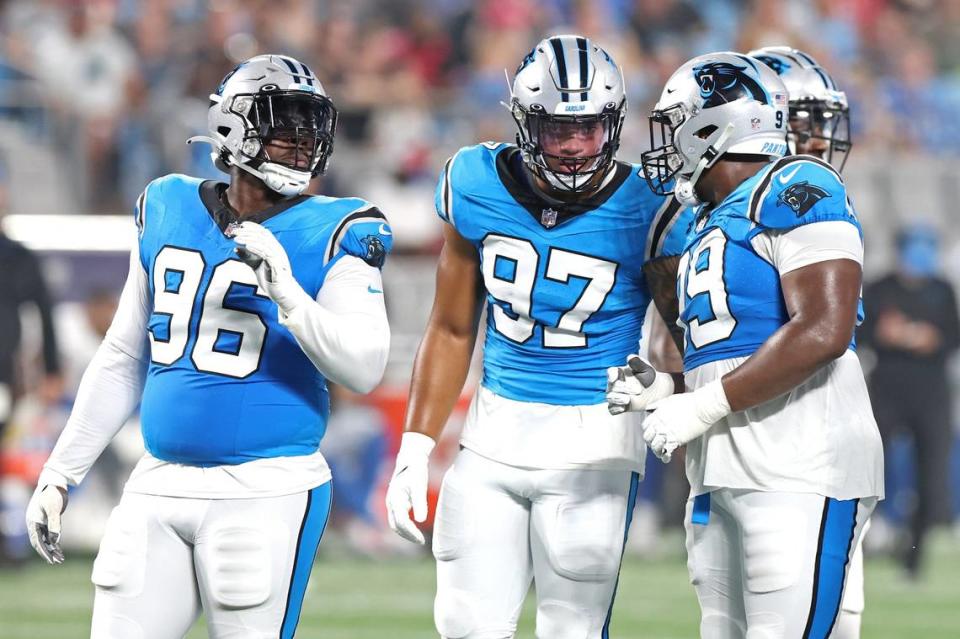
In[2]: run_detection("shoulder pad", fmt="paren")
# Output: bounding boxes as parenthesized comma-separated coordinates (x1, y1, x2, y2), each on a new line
(435, 142, 509, 226)
(645, 195, 693, 261)
(135, 174, 202, 235)
(325, 203, 393, 268)
(747, 156, 854, 229)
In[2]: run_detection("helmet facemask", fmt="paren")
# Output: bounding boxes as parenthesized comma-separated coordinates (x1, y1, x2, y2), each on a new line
(788, 99, 851, 171)
(640, 104, 689, 196)
(512, 99, 624, 194)
(230, 90, 337, 177)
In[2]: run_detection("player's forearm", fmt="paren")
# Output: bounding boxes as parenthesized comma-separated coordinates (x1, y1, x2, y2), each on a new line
(644, 256, 685, 354)
(720, 316, 851, 412)
(43, 337, 147, 487)
(647, 309, 685, 377)
(281, 302, 390, 394)
(403, 323, 476, 441)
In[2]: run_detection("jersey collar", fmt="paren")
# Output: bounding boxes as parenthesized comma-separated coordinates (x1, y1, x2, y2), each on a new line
(495, 147, 631, 229)
(199, 181, 310, 233)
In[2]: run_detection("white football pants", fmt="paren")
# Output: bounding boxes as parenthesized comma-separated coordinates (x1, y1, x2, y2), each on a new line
(89, 482, 331, 639)
(432, 448, 638, 639)
(833, 518, 869, 639)
(684, 488, 876, 639)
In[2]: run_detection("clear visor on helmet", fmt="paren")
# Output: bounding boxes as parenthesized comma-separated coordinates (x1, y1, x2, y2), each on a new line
(231, 91, 337, 175)
(513, 100, 623, 193)
(788, 100, 851, 171)
(640, 104, 688, 196)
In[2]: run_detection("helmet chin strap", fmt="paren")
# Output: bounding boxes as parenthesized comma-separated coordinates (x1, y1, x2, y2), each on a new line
(236, 161, 311, 197)
(186, 136, 310, 197)
(675, 122, 736, 207)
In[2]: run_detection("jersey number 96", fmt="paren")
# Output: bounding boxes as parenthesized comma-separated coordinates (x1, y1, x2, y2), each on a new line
(149, 246, 268, 378)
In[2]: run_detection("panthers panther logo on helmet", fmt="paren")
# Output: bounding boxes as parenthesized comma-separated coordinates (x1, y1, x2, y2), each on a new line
(694, 62, 769, 108)
(752, 55, 791, 76)
(516, 47, 537, 75)
(777, 181, 831, 215)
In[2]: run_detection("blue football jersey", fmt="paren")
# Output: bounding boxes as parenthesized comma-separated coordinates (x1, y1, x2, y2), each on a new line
(677, 156, 861, 370)
(135, 174, 392, 466)
(436, 142, 692, 405)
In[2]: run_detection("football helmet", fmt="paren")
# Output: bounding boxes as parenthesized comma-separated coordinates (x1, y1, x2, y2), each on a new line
(640, 52, 789, 206)
(509, 35, 626, 194)
(188, 54, 337, 197)
(748, 46, 851, 171)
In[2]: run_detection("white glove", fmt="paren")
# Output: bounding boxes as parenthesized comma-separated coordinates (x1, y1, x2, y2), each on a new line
(642, 379, 731, 463)
(229, 221, 310, 315)
(25, 473, 69, 564)
(385, 432, 436, 544)
(606, 355, 675, 415)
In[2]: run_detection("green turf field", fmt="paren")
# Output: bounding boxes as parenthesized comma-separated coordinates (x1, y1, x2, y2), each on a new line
(1, 532, 958, 638)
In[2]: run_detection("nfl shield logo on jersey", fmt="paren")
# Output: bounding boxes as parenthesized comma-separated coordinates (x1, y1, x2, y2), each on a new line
(541, 208, 559, 228)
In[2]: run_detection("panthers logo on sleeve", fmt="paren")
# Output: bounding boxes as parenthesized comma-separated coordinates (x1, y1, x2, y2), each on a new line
(694, 61, 768, 107)
(361, 235, 387, 268)
(777, 181, 831, 216)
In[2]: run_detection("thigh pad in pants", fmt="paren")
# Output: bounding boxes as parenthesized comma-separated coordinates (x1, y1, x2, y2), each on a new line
(201, 521, 276, 609)
(741, 503, 806, 594)
(91, 502, 149, 598)
(540, 494, 624, 582)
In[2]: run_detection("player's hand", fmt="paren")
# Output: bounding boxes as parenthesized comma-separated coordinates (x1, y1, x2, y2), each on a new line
(606, 355, 675, 415)
(229, 222, 309, 315)
(642, 379, 732, 463)
(25, 482, 69, 564)
(385, 432, 436, 545)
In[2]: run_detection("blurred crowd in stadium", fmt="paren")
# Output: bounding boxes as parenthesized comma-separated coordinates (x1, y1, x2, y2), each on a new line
(2, 0, 960, 234)
(1, 0, 959, 576)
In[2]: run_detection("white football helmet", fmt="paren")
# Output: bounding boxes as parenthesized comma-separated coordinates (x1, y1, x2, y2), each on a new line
(748, 46, 851, 170)
(510, 35, 626, 193)
(188, 54, 337, 197)
(640, 52, 789, 206)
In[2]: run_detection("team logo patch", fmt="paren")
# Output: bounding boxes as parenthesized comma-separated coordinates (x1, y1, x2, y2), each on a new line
(361, 235, 387, 268)
(777, 181, 831, 216)
(693, 62, 768, 108)
(754, 55, 791, 76)
(541, 207, 559, 228)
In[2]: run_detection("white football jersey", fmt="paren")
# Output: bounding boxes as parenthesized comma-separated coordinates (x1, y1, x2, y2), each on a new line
(683, 350, 884, 500)
(461, 385, 646, 473)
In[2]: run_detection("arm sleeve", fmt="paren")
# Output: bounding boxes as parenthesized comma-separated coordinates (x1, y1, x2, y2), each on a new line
(41, 244, 151, 487)
(279, 255, 390, 394)
(750, 221, 863, 275)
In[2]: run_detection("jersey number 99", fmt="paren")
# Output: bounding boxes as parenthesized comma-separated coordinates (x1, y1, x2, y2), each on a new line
(677, 228, 737, 349)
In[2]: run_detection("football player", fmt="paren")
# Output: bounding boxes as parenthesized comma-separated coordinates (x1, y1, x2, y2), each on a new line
(612, 51, 883, 637)
(750, 45, 864, 639)
(25, 55, 393, 639)
(749, 46, 851, 170)
(384, 35, 690, 638)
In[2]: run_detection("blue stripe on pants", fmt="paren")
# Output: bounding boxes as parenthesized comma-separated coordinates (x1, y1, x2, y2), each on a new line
(280, 482, 332, 639)
(601, 471, 640, 639)
(802, 497, 859, 639)
(691, 492, 711, 526)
